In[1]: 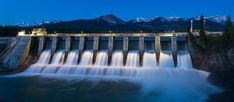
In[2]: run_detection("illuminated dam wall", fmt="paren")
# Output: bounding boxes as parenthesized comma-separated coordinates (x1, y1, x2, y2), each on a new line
(2, 34, 190, 72)
(1, 33, 192, 73)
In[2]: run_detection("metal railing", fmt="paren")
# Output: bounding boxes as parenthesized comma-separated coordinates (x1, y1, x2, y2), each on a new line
(18, 32, 191, 37)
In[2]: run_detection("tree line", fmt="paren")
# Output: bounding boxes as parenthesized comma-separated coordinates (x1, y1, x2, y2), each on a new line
(192, 14, 234, 52)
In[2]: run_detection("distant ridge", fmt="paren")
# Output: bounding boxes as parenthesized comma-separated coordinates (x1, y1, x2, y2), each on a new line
(5, 14, 230, 33)
(39, 14, 224, 33)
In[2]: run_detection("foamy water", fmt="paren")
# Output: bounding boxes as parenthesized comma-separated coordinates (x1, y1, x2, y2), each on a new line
(0, 50, 223, 102)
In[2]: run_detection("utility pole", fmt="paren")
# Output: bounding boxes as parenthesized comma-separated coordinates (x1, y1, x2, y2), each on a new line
(33, 19, 36, 28)
(190, 20, 193, 33)
(42, 19, 45, 27)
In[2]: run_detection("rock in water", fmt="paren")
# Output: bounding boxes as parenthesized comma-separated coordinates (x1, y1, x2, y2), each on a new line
(207, 70, 234, 102)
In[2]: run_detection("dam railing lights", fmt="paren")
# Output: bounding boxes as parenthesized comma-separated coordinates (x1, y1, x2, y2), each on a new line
(17, 27, 223, 37)
(18, 30, 26, 36)
(22, 32, 191, 37)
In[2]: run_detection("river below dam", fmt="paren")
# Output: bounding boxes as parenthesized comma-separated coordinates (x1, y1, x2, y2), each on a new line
(0, 50, 222, 102)
(0, 68, 222, 102)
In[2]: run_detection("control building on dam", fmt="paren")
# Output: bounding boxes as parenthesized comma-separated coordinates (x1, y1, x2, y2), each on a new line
(0, 29, 193, 74)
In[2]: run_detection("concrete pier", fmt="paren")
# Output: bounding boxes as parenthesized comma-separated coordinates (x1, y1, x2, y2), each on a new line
(92, 37, 99, 64)
(108, 37, 113, 65)
(139, 37, 144, 66)
(155, 36, 160, 64)
(93, 37, 99, 51)
(50, 37, 58, 63)
(64, 37, 71, 63)
(51, 37, 58, 54)
(123, 37, 128, 51)
(78, 37, 84, 64)
(171, 34, 177, 67)
(65, 37, 71, 52)
(79, 37, 85, 51)
(123, 37, 128, 66)
(38, 37, 45, 56)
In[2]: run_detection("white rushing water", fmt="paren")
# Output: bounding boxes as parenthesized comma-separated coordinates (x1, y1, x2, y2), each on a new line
(94, 51, 108, 66)
(64, 50, 79, 65)
(125, 51, 140, 68)
(18, 47, 222, 102)
(78, 51, 93, 66)
(37, 50, 52, 64)
(88, 51, 108, 75)
(25, 50, 52, 73)
(120, 51, 140, 76)
(25, 49, 194, 75)
(143, 52, 157, 68)
(111, 51, 124, 67)
(133, 68, 221, 102)
(177, 52, 193, 69)
(42, 50, 65, 73)
(49, 50, 65, 65)
(74, 51, 93, 75)
(57, 50, 79, 74)
(105, 51, 124, 76)
(159, 51, 174, 68)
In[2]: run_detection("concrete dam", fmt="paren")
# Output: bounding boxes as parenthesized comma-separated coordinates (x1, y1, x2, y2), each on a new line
(1, 31, 222, 102)
(0, 32, 193, 76)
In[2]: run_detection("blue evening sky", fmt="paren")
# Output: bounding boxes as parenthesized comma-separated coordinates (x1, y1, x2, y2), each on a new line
(0, 0, 233, 25)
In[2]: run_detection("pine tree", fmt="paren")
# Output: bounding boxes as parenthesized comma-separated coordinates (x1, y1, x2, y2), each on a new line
(226, 16, 232, 27)
(225, 16, 232, 36)
(223, 15, 233, 48)
(199, 14, 208, 48)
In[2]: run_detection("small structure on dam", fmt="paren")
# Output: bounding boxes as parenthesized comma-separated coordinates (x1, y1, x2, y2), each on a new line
(0, 28, 193, 75)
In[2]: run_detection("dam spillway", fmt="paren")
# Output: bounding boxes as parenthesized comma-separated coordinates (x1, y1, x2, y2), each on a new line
(17, 33, 193, 77)
(1, 33, 223, 102)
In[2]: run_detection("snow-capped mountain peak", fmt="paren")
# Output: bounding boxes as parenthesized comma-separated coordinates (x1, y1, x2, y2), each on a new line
(15, 22, 30, 27)
(129, 16, 182, 23)
(96, 14, 125, 25)
(38, 20, 63, 26)
(206, 16, 227, 24)
(164, 16, 181, 21)
(191, 15, 228, 24)
(150, 16, 183, 22)
(47, 20, 63, 24)
(129, 17, 152, 23)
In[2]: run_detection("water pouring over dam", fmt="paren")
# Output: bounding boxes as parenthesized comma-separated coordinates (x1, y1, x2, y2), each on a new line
(42, 50, 65, 73)
(25, 50, 52, 73)
(142, 52, 157, 68)
(22, 34, 194, 77)
(125, 51, 140, 68)
(110, 51, 123, 67)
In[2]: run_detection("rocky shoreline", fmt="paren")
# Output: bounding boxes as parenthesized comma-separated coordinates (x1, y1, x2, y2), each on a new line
(207, 70, 234, 102)
(190, 45, 234, 72)
(190, 39, 234, 102)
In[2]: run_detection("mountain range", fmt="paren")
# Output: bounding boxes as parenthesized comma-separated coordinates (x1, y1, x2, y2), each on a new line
(12, 14, 232, 33)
